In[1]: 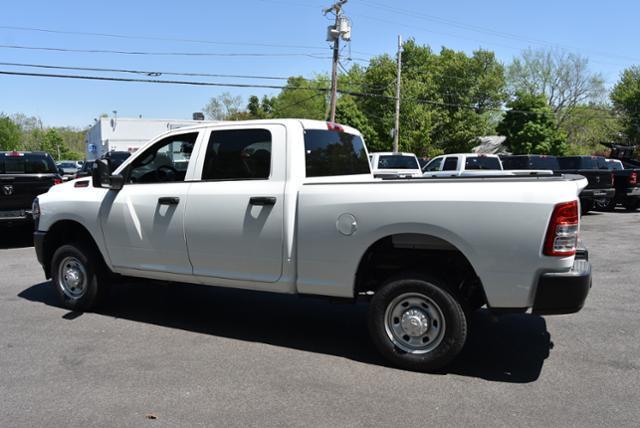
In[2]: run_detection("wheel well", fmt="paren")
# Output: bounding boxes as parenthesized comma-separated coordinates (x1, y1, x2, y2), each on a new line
(42, 220, 106, 278)
(354, 233, 486, 307)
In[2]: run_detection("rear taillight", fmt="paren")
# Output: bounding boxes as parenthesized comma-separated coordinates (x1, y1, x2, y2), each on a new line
(544, 201, 579, 257)
(53, 178, 62, 185)
(629, 171, 637, 186)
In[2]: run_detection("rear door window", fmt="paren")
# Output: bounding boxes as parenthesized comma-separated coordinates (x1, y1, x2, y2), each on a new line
(442, 157, 458, 171)
(202, 129, 272, 180)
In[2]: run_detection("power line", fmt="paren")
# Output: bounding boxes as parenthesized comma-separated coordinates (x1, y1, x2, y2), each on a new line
(354, 0, 640, 64)
(0, 25, 330, 51)
(0, 69, 619, 120)
(0, 44, 333, 59)
(0, 61, 390, 91)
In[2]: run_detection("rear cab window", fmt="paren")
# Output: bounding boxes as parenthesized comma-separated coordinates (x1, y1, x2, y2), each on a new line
(0, 153, 57, 174)
(303, 129, 370, 177)
(377, 155, 419, 170)
(559, 156, 608, 170)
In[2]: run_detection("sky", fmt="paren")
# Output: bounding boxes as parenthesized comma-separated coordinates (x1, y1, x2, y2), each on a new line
(0, 0, 639, 128)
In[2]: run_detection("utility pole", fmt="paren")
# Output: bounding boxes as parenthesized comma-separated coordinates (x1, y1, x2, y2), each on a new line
(393, 35, 402, 153)
(324, 0, 349, 123)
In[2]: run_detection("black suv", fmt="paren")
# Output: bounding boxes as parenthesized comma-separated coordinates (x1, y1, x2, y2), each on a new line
(0, 151, 61, 225)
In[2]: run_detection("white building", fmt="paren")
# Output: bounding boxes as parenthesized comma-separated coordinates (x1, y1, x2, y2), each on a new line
(84, 115, 214, 160)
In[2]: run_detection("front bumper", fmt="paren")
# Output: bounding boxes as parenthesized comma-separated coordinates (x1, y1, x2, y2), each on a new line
(580, 188, 615, 200)
(34, 230, 46, 267)
(0, 209, 32, 223)
(532, 249, 592, 315)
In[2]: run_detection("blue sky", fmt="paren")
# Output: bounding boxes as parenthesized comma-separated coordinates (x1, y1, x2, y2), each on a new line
(1, 0, 638, 128)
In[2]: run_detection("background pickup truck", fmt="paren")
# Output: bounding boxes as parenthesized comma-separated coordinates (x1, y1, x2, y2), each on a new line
(369, 152, 422, 178)
(604, 159, 639, 211)
(557, 156, 615, 214)
(0, 151, 61, 225)
(32, 119, 591, 372)
(422, 153, 506, 176)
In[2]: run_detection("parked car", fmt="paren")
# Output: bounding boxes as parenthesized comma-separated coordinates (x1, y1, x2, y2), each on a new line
(102, 151, 131, 170)
(0, 151, 62, 225)
(75, 161, 96, 179)
(33, 119, 591, 372)
(422, 153, 505, 176)
(369, 152, 422, 178)
(602, 159, 640, 211)
(556, 156, 615, 215)
(56, 160, 80, 181)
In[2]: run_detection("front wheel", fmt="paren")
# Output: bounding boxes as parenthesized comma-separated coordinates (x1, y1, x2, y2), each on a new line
(51, 243, 109, 311)
(368, 273, 468, 372)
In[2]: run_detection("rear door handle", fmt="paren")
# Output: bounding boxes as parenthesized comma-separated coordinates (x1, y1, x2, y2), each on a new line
(158, 196, 180, 205)
(249, 196, 276, 206)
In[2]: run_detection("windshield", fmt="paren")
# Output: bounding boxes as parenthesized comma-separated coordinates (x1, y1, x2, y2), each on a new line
(377, 155, 419, 170)
(464, 156, 501, 170)
(0, 153, 58, 174)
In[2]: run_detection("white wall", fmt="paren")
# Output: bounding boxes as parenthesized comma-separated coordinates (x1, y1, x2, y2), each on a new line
(85, 117, 214, 160)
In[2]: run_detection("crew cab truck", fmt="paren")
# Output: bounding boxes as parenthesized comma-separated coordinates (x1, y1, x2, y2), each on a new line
(557, 156, 615, 214)
(0, 151, 61, 225)
(422, 153, 505, 176)
(32, 119, 592, 372)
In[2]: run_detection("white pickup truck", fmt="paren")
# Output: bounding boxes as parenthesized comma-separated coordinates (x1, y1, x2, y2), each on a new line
(369, 152, 423, 178)
(33, 119, 592, 371)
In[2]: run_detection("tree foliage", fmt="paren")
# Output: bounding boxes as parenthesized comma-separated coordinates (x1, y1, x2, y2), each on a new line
(610, 66, 640, 145)
(203, 92, 244, 120)
(507, 48, 606, 126)
(0, 115, 22, 150)
(497, 92, 567, 155)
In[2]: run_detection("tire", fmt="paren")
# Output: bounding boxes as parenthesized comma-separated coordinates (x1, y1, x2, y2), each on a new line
(595, 198, 616, 212)
(624, 198, 639, 212)
(368, 272, 468, 372)
(50, 243, 109, 311)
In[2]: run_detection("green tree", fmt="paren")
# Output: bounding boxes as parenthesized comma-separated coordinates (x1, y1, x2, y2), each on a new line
(0, 115, 22, 150)
(561, 105, 620, 154)
(610, 66, 640, 145)
(203, 92, 244, 120)
(497, 92, 567, 155)
(271, 76, 327, 119)
(507, 48, 606, 126)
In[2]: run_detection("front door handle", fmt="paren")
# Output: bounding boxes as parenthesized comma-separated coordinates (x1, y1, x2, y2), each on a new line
(158, 196, 180, 205)
(249, 196, 276, 206)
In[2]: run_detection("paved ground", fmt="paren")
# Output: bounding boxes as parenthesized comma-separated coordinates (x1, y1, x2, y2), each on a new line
(0, 212, 639, 427)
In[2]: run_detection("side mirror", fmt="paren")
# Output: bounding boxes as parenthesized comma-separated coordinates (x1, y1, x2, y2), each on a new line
(92, 159, 124, 190)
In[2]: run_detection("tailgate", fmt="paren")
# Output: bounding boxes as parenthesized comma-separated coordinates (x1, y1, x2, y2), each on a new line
(0, 174, 55, 211)
(563, 170, 613, 189)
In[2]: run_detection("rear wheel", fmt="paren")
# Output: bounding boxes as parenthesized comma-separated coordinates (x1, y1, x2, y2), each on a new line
(368, 273, 467, 372)
(51, 243, 109, 311)
(595, 198, 616, 211)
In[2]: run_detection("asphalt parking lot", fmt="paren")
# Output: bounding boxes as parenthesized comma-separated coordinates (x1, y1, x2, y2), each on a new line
(1, 212, 639, 427)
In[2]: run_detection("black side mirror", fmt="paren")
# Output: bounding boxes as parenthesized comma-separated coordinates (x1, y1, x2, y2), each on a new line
(92, 159, 124, 190)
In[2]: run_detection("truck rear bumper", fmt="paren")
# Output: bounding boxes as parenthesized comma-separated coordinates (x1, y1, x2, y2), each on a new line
(532, 251, 591, 315)
(580, 188, 615, 200)
(624, 187, 640, 197)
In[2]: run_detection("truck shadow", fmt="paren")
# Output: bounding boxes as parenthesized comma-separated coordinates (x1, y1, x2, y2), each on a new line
(19, 280, 551, 383)
(0, 224, 34, 249)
